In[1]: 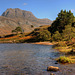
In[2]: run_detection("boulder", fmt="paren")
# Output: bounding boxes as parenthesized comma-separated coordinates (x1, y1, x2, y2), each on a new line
(47, 66, 59, 72)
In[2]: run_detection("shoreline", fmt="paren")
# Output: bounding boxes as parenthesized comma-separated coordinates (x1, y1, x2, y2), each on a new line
(0, 41, 54, 45)
(31, 42, 54, 45)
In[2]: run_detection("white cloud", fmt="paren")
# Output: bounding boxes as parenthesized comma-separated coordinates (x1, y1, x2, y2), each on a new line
(71, 9, 74, 12)
(23, 3, 27, 5)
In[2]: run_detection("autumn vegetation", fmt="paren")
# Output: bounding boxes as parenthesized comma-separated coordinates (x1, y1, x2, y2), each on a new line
(0, 10, 75, 63)
(50, 10, 75, 64)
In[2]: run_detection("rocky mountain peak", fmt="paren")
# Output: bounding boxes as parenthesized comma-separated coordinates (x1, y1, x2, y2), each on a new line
(0, 8, 52, 36)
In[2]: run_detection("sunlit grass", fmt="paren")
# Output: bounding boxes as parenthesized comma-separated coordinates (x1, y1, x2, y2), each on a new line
(57, 56, 74, 64)
(54, 41, 75, 64)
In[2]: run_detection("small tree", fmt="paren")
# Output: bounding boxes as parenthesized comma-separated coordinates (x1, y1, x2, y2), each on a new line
(50, 10, 74, 33)
(15, 27, 22, 33)
(12, 27, 22, 35)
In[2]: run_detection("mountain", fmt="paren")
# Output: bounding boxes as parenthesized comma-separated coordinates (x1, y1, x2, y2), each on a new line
(0, 8, 52, 36)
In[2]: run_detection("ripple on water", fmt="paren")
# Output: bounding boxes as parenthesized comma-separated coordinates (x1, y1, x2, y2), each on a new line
(0, 44, 75, 75)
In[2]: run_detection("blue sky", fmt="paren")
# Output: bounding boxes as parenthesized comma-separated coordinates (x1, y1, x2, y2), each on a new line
(0, 0, 75, 20)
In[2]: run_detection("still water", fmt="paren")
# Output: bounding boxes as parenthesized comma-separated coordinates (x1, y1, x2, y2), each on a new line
(0, 43, 75, 75)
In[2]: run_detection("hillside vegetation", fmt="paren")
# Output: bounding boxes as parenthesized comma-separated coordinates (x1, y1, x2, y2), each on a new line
(49, 10, 75, 64)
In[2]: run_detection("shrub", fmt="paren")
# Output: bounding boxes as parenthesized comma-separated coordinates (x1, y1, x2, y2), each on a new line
(57, 41, 67, 47)
(33, 30, 51, 41)
(36, 30, 51, 41)
(31, 25, 34, 28)
(62, 25, 75, 41)
(57, 56, 72, 63)
(52, 31, 62, 41)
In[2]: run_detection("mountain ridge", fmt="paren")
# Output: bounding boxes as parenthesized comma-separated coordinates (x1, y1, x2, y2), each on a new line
(0, 8, 52, 36)
(2, 8, 52, 25)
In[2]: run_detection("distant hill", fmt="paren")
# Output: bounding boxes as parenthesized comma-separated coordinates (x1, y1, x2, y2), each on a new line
(0, 8, 52, 36)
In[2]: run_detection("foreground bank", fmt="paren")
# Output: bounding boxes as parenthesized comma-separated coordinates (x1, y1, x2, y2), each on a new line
(53, 41, 75, 64)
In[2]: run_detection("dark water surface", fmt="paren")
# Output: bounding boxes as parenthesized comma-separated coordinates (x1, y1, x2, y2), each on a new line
(0, 44, 75, 75)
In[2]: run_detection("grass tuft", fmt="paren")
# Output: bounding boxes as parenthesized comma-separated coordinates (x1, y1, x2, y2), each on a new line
(57, 56, 73, 64)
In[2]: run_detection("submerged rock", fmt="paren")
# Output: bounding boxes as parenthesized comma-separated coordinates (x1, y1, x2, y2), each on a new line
(47, 66, 59, 72)
(55, 62, 58, 64)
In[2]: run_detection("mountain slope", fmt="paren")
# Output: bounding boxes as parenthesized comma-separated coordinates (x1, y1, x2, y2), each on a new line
(2, 8, 52, 25)
(0, 8, 52, 36)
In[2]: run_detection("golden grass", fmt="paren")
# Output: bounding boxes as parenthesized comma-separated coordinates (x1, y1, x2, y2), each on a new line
(54, 46, 72, 53)
(19, 36, 35, 40)
(0, 33, 36, 43)
(54, 41, 75, 64)
(57, 56, 74, 64)
(69, 57, 75, 62)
